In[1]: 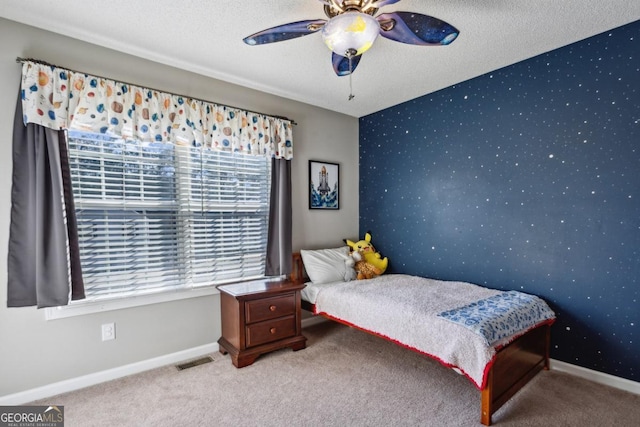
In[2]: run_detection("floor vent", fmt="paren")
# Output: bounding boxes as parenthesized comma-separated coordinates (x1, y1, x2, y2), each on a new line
(176, 356, 214, 371)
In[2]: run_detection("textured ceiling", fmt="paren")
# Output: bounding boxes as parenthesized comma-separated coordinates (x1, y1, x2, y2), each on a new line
(2, 0, 640, 117)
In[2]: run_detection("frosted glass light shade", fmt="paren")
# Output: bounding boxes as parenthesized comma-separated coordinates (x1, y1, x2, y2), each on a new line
(321, 12, 380, 57)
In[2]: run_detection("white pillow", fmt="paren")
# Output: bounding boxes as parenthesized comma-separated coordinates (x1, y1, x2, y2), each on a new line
(300, 246, 353, 284)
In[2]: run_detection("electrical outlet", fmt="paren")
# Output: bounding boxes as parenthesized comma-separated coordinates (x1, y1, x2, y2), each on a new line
(101, 323, 116, 341)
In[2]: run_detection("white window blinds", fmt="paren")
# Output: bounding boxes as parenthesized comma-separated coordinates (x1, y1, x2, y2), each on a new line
(68, 130, 271, 299)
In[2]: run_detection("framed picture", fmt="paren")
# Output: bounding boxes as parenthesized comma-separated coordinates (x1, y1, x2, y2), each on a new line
(309, 160, 339, 209)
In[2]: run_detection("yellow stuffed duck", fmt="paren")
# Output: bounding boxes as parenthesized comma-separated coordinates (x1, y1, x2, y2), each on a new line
(344, 232, 388, 280)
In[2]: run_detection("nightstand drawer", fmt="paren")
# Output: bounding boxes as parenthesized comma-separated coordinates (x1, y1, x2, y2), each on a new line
(245, 315, 296, 348)
(245, 294, 295, 324)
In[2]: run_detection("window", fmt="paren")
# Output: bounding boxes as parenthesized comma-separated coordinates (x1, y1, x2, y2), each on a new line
(67, 130, 271, 301)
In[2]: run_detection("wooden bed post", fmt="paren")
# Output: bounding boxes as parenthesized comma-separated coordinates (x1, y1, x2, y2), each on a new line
(544, 324, 551, 370)
(481, 368, 494, 426)
(290, 252, 305, 283)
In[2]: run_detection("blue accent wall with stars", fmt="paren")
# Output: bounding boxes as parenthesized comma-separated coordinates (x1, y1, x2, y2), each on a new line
(359, 20, 639, 381)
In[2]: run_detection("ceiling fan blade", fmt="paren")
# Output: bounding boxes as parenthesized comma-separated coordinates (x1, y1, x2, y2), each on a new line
(243, 20, 326, 45)
(332, 52, 361, 76)
(371, 0, 402, 7)
(377, 12, 459, 45)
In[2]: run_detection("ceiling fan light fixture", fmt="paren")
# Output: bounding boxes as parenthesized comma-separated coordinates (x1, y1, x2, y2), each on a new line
(321, 12, 380, 57)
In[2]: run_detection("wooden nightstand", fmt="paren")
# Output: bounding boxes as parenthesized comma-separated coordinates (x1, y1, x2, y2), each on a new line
(217, 279, 307, 368)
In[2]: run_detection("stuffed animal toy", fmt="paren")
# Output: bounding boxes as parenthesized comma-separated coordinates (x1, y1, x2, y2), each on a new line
(343, 255, 358, 281)
(344, 232, 388, 279)
(350, 250, 383, 280)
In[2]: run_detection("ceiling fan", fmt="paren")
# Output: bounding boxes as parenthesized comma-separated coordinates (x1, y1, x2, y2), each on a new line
(243, 0, 460, 81)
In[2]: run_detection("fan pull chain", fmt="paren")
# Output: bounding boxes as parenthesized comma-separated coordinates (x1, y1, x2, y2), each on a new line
(348, 53, 355, 101)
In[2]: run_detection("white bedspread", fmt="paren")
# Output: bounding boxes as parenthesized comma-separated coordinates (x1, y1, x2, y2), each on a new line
(309, 274, 554, 389)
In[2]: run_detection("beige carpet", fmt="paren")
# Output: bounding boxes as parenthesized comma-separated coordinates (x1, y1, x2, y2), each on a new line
(33, 321, 639, 426)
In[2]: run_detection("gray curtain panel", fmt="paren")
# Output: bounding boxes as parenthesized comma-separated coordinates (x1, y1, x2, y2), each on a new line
(7, 93, 85, 308)
(265, 158, 292, 276)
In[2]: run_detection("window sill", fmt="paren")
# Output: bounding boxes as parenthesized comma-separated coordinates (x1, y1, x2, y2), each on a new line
(45, 286, 220, 320)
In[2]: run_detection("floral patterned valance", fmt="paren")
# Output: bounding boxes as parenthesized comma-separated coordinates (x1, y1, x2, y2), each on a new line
(20, 60, 293, 159)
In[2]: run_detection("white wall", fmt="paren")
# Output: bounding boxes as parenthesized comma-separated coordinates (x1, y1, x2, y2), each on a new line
(0, 18, 359, 398)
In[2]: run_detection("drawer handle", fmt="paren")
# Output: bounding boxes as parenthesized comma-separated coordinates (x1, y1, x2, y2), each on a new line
(269, 305, 277, 312)
(270, 327, 277, 334)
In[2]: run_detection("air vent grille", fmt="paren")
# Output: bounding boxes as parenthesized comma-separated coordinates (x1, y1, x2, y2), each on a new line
(176, 356, 214, 371)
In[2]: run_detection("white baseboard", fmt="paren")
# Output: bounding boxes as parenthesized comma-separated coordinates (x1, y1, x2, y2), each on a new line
(2, 319, 323, 405)
(0, 343, 218, 406)
(3, 336, 637, 406)
(550, 359, 640, 395)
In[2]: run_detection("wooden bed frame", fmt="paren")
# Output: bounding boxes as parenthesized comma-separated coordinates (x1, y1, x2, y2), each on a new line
(290, 252, 551, 426)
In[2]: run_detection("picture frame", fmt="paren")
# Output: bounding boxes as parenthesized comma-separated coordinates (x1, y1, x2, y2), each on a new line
(309, 160, 339, 210)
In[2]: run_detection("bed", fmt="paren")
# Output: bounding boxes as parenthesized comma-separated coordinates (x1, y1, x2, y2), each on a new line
(290, 248, 555, 426)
